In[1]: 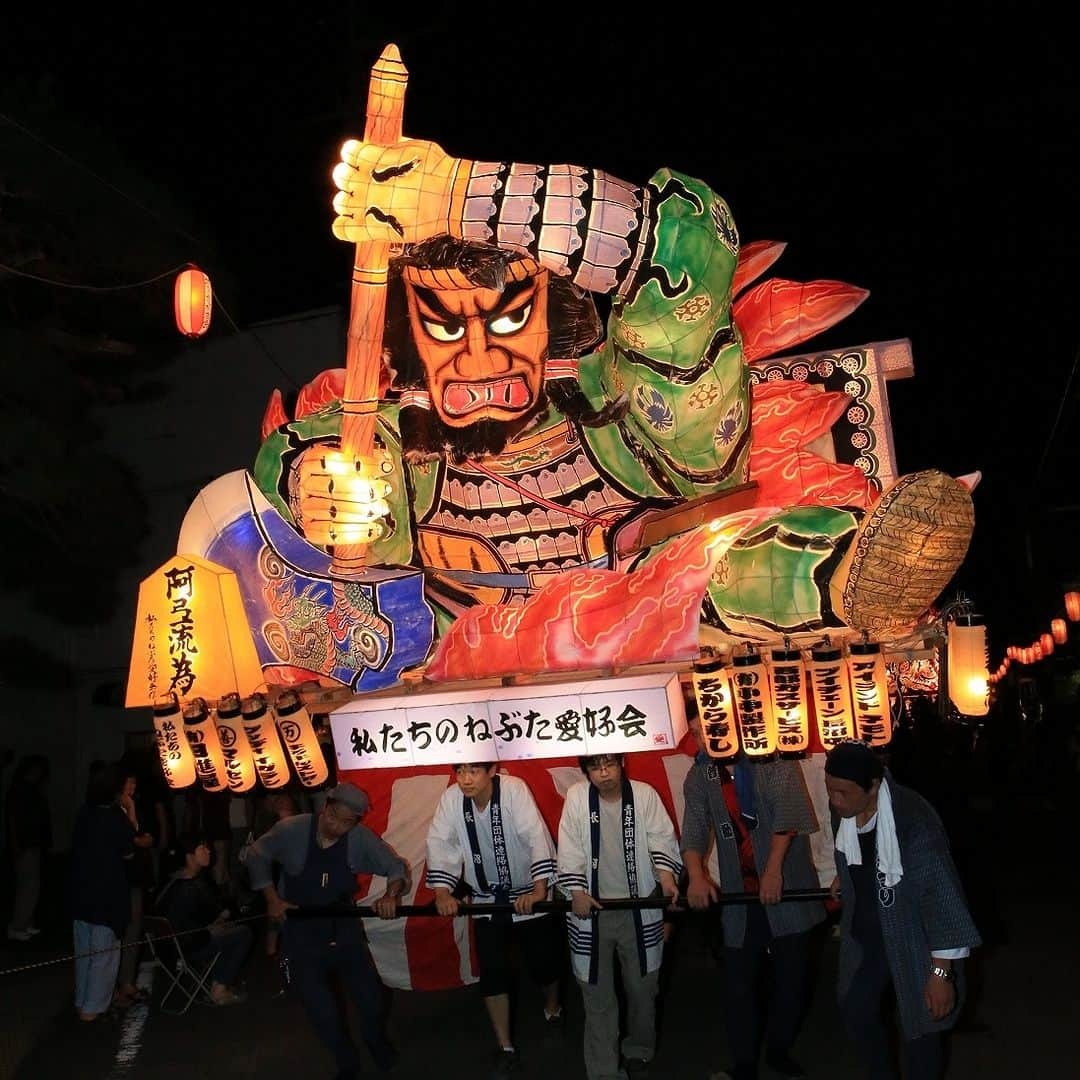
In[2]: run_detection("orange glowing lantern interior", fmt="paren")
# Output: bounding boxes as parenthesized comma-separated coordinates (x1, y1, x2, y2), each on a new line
(947, 622, 989, 717)
(1066, 592, 1080, 622)
(174, 267, 213, 338)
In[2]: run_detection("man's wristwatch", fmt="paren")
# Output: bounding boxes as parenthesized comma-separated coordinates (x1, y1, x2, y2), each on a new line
(929, 964, 955, 982)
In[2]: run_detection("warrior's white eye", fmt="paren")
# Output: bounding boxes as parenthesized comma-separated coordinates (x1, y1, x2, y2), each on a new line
(421, 318, 464, 342)
(488, 303, 531, 336)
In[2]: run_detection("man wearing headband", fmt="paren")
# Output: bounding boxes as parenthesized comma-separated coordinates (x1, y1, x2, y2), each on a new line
(824, 740, 980, 1079)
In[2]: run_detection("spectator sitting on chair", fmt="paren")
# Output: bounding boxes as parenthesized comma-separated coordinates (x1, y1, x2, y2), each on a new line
(157, 832, 253, 1006)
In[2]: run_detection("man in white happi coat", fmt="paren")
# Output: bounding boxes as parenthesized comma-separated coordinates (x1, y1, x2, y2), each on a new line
(558, 754, 682, 1080)
(426, 762, 563, 1078)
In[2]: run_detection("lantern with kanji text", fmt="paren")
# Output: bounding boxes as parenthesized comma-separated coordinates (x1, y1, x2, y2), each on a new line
(691, 657, 739, 761)
(215, 693, 257, 793)
(273, 690, 330, 788)
(730, 650, 778, 759)
(182, 697, 228, 791)
(767, 648, 810, 757)
(845, 640, 893, 747)
(153, 695, 197, 789)
(807, 643, 856, 750)
(241, 693, 290, 789)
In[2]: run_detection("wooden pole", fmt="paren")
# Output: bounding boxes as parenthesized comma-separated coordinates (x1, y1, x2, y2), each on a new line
(331, 44, 408, 575)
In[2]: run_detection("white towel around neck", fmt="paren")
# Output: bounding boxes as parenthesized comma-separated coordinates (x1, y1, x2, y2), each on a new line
(835, 776, 903, 887)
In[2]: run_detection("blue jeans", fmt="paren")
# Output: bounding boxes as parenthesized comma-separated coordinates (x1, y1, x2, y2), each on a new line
(73, 921, 121, 1016)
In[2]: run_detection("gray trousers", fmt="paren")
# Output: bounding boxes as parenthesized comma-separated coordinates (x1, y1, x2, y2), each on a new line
(578, 910, 660, 1080)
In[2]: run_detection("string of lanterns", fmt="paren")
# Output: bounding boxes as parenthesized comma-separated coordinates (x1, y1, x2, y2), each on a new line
(989, 589, 1079, 685)
(691, 635, 923, 763)
(151, 689, 330, 792)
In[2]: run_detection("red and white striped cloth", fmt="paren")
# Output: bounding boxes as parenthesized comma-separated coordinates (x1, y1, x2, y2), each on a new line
(346, 744, 835, 990)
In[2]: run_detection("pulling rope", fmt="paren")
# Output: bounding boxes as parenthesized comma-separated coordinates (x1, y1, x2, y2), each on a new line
(288, 888, 831, 919)
(0, 889, 831, 977)
(0, 912, 268, 978)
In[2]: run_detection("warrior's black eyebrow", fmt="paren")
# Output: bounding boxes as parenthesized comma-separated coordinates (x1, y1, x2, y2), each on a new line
(413, 277, 535, 322)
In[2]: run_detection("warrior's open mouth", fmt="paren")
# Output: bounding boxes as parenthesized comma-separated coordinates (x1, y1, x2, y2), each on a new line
(443, 376, 532, 417)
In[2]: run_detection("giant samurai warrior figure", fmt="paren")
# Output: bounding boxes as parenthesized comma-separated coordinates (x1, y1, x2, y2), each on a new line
(244, 131, 972, 677)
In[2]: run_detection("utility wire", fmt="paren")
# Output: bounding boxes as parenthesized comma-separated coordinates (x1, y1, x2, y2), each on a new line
(0, 259, 303, 391)
(1, 110, 302, 390)
(213, 291, 302, 391)
(1034, 343, 1080, 486)
(0, 260, 192, 292)
(0, 912, 268, 978)
(0, 109, 202, 246)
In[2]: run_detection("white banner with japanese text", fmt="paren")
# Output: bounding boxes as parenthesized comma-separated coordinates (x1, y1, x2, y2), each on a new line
(330, 671, 688, 770)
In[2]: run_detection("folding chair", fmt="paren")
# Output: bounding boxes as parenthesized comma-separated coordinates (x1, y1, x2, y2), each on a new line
(143, 915, 222, 1015)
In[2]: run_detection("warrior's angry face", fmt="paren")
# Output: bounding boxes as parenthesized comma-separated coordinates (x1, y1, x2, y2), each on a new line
(404, 268, 549, 428)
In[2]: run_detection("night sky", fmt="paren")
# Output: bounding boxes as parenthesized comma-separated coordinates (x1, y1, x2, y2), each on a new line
(3, 6, 1076, 655)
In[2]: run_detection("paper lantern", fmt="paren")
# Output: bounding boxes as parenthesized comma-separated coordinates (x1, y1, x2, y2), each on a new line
(273, 690, 330, 788)
(241, 693, 290, 789)
(730, 651, 778, 759)
(1032, 641, 1044, 661)
(182, 697, 228, 791)
(1020, 647, 1033, 665)
(947, 621, 989, 716)
(846, 641, 893, 747)
(807, 644, 856, 750)
(768, 648, 810, 757)
(1052, 619, 1068, 645)
(215, 693, 257, 794)
(1040, 633, 1055, 655)
(1006, 645, 1018, 660)
(174, 266, 212, 338)
(1067, 591, 1080, 622)
(153, 696, 197, 789)
(691, 657, 739, 761)
(127, 553, 265, 708)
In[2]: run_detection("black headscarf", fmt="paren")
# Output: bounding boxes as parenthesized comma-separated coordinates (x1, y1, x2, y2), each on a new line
(824, 740, 885, 791)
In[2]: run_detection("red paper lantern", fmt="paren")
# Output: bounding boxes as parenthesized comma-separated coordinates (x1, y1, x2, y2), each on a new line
(1033, 642, 1044, 661)
(1052, 618, 1068, 645)
(1066, 591, 1080, 622)
(174, 266, 213, 338)
(1040, 632, 1055, 655)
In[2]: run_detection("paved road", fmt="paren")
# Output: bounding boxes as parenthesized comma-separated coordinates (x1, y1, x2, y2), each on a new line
(0, 789, 1074, 1079)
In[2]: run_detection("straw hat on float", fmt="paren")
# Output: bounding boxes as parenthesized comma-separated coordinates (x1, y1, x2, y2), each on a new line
(830, 469, 976, 634)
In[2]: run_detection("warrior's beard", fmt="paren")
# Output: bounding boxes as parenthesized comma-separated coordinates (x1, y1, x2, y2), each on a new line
(399, 393, 552, 465)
